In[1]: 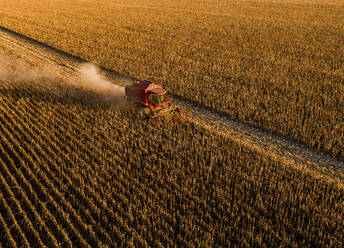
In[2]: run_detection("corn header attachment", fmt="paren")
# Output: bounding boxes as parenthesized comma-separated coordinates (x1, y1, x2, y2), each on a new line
(125, 79, 186, 122)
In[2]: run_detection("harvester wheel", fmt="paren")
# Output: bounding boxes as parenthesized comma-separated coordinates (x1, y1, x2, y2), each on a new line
(143, 107, 150, 115)
(138, 107, 151, 118)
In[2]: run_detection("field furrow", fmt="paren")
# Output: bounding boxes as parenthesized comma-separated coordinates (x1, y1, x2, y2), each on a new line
(0, 110, 66, 247)
(15, 97, 160, 246)
(0, 214, 16, 248)
(0, 98, 107, 247)
(0, 102, 80, 247)
(0, 158, 46, 247)
(0, 196, 20, 248)
(4, 92, 154, 246)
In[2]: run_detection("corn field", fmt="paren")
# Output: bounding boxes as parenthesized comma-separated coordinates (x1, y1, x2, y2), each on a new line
(0, 0, 343, 157)
(0, 77, 342, 247)
(0, 0, 344, 247)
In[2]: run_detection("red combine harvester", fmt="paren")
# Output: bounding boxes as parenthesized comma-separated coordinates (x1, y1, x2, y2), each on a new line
(125, 79, 186, 122)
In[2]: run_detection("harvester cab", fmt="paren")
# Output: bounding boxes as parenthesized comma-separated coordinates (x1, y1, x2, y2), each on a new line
(125, 79, 185, 122)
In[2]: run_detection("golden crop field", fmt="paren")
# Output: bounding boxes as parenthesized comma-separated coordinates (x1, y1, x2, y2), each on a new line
(0, 0, 344, 247)
(0, 0, 343, 158)
(0, 74, 342, 247)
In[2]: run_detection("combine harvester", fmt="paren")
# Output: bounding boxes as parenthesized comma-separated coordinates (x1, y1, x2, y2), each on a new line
(125, 79, 186, 123)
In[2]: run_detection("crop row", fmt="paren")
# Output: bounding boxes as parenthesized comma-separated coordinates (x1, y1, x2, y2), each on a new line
(0, 81, 343, 246)
(0, 0, 343, 158)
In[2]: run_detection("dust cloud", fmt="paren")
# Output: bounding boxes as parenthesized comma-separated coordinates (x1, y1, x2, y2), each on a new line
(0, 55, 57, 83)
(0, 54, 126, 103)
(78, 63, 125, 100)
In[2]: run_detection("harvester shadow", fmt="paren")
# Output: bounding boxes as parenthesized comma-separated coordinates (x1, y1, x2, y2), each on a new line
(0, 83, 126, 112)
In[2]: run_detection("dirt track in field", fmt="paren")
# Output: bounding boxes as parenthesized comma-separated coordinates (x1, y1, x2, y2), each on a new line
(0, 26, 343, 183)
